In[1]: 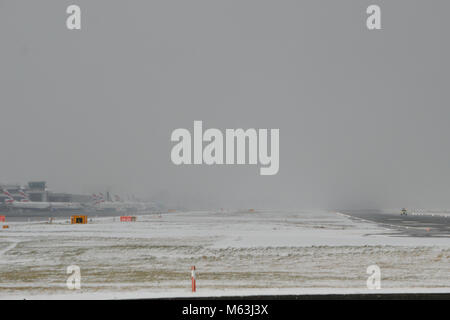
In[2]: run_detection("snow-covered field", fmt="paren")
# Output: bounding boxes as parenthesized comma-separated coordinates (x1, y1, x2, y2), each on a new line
(0, 210, 449, 299)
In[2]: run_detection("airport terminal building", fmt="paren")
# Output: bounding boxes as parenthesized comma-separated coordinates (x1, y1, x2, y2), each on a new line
(0, 181, 91, 204)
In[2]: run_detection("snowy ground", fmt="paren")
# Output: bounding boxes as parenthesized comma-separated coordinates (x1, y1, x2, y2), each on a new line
(0, 210, 449, 299)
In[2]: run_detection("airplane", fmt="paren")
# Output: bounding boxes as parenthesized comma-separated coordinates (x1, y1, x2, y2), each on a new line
(17, 189, 30, 202)
(91, 193, 125, 212)
(90, 192, 155, 213)
(2, 188, 82, 211)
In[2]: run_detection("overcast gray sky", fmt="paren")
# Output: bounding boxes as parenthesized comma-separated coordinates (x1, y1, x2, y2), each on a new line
(1, 1, 449, 209)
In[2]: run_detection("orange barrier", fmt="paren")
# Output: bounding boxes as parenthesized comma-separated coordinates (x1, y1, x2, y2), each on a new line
(191, 266, 196, 292)
(2, 225, 9, 229)
(120, 216, 136, 222)
(71, 215, 87, 224)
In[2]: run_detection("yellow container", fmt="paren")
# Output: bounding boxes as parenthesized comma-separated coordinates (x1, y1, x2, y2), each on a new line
(71, 215, 87, 224)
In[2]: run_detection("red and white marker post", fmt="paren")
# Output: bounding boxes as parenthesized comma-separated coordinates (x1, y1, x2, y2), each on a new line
(191, 266, 196, 292)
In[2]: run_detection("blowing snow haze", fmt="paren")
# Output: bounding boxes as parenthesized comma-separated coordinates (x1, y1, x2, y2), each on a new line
(1, 1, 450, 210)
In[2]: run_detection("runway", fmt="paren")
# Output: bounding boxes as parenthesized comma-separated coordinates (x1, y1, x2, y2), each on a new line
(0, 210, 160, 222)
(1, 210, 449, 299)
(341, 210, 450, 238)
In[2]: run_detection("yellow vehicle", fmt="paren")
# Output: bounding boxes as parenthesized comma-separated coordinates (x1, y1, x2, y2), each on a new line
(71, 215, 88, 224)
